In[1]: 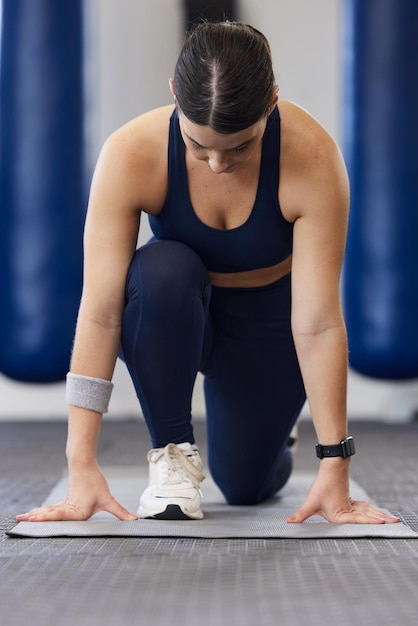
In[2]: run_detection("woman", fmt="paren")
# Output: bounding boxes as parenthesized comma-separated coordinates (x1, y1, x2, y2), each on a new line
(17, 21, 398, 524)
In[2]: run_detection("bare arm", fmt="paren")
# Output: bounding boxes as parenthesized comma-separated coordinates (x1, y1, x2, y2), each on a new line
(289, 120, 349, 447)
(16, 108, 172, 522)
(65, 133, 141, 469)
(280, 103, 398, 524)
(66, 108, 171, 474)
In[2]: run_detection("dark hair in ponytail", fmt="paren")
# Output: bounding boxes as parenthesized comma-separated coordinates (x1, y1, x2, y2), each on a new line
(173, 21, 276, 133)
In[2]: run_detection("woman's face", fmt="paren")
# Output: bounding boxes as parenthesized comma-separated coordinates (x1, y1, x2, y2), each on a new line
(178, 111, 268, 175)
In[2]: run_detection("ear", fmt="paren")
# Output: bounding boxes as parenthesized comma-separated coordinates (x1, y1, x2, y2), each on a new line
(270, 85, 279, 108)
(266, 85, 279, 116)
(169, 78, 176, 99)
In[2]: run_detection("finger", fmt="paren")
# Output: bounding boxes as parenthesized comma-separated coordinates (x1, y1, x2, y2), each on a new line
(287, 506, 317, 524)
(16, 501, 85, 522)
(16, 504, 66, 521)
(17, 509, 75, 522)
(29, 506, 85, 522)
(379, 514, 400, 523)
(16, 513, 33, 521)
(17, 499, 138, 523)
(103, 500, 138, 521)
(333, 511, 387, 524)
(358, 510, 400, 523)
(330, 506, 400, 524)
(287, 503, 401, 525)
(349, 500, 400, 523)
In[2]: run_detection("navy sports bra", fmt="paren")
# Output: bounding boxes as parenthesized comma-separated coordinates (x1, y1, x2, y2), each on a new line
(148, 107, 293, 272)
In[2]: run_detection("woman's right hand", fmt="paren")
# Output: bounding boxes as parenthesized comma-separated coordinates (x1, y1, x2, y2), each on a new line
(16, 465, 138, 522)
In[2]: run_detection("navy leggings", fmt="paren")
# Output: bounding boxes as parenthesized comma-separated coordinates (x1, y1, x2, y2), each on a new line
(121, 240, 306, 505)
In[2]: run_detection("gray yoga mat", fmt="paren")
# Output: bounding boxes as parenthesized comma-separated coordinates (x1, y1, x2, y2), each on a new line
(8, 467, 417, 539)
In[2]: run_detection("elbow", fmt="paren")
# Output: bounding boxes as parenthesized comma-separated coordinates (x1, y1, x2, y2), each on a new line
(88, 313, 123, 332)
(291, 313, 347, 341)
(77, 298, 124, 332)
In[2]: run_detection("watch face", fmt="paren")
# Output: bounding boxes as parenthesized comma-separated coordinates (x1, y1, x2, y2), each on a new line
(342, 436, 355, 456)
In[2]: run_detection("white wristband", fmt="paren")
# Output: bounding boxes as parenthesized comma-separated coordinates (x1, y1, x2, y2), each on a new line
(65, 372, 113, 414)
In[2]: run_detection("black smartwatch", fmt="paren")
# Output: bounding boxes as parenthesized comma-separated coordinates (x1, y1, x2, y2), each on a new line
(316, 436, 355, 459)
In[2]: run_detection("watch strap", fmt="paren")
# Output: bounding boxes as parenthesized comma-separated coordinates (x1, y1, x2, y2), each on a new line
(316, 436, 355, 459)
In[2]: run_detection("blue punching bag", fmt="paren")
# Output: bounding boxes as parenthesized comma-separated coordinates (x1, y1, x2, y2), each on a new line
(0, 0, 84, 382)
(342, 0, 418, 379)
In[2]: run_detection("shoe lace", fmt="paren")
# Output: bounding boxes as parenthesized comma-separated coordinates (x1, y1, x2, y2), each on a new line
(148, 443, 205, 490)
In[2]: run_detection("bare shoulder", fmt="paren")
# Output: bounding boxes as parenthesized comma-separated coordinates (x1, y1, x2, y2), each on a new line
(278, 100, 341, 164)
(93, 104, 174, 214)
(106, 104, 173, 160)
(278, 100, 349, 221)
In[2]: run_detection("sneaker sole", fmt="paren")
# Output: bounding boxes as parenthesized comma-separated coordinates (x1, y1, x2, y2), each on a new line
(139, 504, 203, 521)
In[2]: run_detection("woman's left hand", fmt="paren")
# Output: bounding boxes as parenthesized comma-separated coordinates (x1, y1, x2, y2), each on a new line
(286, 459, 400, 524)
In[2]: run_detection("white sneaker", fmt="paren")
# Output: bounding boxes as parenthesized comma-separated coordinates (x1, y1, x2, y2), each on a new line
(138, 442, 205, 520)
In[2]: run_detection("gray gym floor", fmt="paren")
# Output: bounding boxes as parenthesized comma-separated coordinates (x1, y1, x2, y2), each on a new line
(1, 417, 417, 626)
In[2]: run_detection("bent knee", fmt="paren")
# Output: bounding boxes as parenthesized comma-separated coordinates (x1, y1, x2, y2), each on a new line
(136, 240, 207, 280)
(213, 475, 271, 506)
(223, 488, 265, 506)
(127, 240, 209, 298)
(211, 450, 293, 506)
